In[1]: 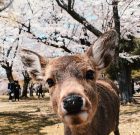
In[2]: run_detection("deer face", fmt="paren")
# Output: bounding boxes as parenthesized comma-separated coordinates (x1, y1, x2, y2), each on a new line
(45, 30, 118, 127)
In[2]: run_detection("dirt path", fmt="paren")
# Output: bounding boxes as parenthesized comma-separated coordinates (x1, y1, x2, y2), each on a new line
(0, 93, 140, 135)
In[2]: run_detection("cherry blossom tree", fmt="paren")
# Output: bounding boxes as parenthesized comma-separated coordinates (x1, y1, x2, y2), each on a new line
(54, 0, 140, 103)
(0, 0, 139, 102)
(0, 28, 21, 82)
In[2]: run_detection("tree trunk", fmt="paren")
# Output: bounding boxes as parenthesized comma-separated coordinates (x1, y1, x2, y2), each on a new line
(1, 63, 14, 82)
(112, 1, 133, 104)
(22, 78, 31, 97)
(29, 83, 34, 97)
(22, 71, 31, 97)
(118, 61, 132, 104)
(22, 82, 28, 97)
(6, 67, 14, 82)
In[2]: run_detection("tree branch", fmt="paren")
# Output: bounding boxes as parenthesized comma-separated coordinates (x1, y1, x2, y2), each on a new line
(68, 0, 75, 11)
(56, 0, 102, 37)
(0, 15, 72, 53)
(120, 0, 134, 17)
(6, 46, 12, 57)
(71, 0, 75, 9)
(0, 0, 14, 12)
(56, 0, 67, 10)
(26, 0, 33, 14)
(20, 25, 72, 53)
(1, 63, 7, 69)
(112, 0, 120, 40)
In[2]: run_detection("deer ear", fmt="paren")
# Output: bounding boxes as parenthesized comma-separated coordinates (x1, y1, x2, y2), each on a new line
(20, 49, 47, 80)
(86, 30, 118, 70)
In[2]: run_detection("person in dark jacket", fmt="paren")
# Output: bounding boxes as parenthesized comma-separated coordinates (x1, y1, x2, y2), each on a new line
(8, 81, 15, 101)
(14, 80, 21, 101)
(37, 83, 44, 98)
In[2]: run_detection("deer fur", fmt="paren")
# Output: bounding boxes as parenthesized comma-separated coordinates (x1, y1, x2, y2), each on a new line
(21, 30, 120, 135)
(44, 30, 120, 135)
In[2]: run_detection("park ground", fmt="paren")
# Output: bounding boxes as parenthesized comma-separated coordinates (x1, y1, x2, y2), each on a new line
(0, 93, 140, 135)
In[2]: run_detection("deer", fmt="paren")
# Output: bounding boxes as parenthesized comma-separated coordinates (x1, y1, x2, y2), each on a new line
(21, 30, 120, 135)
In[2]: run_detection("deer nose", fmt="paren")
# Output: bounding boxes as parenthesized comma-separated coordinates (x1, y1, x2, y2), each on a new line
(63, 94, 83, 114)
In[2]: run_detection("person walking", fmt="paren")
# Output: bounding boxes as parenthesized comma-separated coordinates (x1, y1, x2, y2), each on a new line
(14, 81, 21, 101)
(8, 81, 15, 101)
(38, 83, 44, 98)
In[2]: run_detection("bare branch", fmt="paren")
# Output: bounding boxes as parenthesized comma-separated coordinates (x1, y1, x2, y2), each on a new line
(1, 64, 7, 69)
(11, 40, 19, 67)
(6, 36, 20, 58)
(56, 0, 102, 37)
(68, 0, 72, 11)
(102, 4, 112, 32)
(120, 0, 134, 17)
(68, 0, 75, 11)
(11, 27, 22, 67)
(1, 61, 12, 69)
(0, 0, 14, 12)
(0, 15, 72, 53)
(22, 70, 30, 78)
(26, 0, 33, 14)
(6, 46, 12, 57)
(21, 27, 72, 53)
(71, 0, 75, 9)
(68, 0, 71, 11)
(106, 0, 113, 5)
(2, 38, 6, 61)
(56, 0, 67, 10)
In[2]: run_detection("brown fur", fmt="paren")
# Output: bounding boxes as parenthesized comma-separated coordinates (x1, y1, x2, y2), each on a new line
(20, 30, 120, 135)
(44, 30, 120, 135)
(45, 56, 120, 135)
(21, 30, 119, 135)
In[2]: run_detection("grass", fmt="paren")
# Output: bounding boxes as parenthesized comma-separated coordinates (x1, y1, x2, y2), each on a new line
(0, 93, 140, 135)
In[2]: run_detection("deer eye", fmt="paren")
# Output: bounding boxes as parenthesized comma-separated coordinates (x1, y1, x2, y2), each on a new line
(86, 70, 95, 80)
(46, 78, 55, 87)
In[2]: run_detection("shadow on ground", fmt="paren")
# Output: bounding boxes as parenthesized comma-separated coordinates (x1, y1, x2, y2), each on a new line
(0, 95, 61, 135)
(0, 111, 61, 135)
(1, 94, 140, 135)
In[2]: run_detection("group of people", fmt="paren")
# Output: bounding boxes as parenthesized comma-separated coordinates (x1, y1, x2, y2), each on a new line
(8, 80, 21, 101)
(7, 81, 45, 101)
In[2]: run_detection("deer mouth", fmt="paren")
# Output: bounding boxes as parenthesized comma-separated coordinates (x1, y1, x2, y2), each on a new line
(63, 110, 89, 125)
